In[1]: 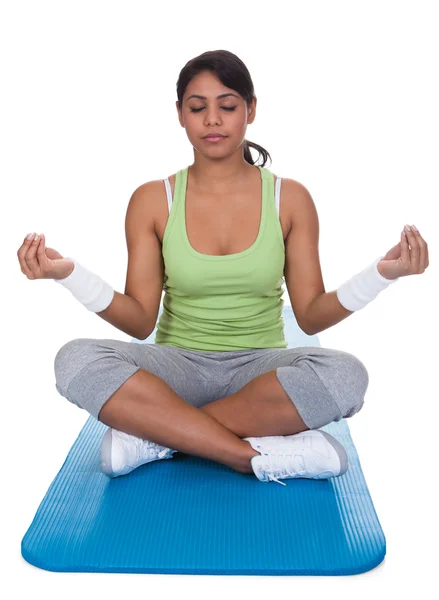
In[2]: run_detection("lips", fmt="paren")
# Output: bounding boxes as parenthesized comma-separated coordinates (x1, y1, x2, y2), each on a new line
(204, 134, 226, 138)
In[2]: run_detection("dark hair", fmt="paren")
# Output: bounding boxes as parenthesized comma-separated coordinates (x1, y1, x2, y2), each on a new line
(176, 49, 272, 168)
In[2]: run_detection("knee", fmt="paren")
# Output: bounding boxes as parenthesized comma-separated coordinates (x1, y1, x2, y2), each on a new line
(351, 354, 369, 395)
(54, 338, 96, 397)
(336, 353, 370, 419)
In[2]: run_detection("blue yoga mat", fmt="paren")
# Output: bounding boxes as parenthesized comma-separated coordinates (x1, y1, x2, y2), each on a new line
(21, 306, 386, 574)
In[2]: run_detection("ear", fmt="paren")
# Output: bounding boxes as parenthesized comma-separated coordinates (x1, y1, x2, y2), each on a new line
(176, 101, 184, 128)
(247, 97, 257, 124)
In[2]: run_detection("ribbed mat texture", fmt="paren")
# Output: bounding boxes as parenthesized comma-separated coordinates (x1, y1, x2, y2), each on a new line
(21, 306, 386, 574)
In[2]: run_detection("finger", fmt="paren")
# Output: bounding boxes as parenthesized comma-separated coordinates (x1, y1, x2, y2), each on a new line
(411, 226, 429, 271)
(401, 228, 410, 264)
(404, 226, 420, 270)
(24, 233, 42, 277)
(36, 234, 48, 272)
(37, 233, 45, 258)
(18, 234, 36, 278)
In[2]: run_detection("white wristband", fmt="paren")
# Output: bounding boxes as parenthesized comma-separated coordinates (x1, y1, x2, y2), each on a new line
(54, 257, 115, 313)
(336, 256, 399, 311)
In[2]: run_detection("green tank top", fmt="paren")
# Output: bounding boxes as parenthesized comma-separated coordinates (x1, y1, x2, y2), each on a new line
(154, 165, 288, 351)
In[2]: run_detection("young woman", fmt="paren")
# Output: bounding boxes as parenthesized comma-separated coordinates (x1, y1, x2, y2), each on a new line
(18, 50, 429, 485)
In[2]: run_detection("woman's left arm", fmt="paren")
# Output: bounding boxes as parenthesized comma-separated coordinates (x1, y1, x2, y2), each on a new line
(303, 225, 429, 336)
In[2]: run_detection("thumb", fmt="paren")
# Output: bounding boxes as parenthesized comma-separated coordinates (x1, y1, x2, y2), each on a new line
(38, 235, 63, 260)
(382, 240, 402, 261)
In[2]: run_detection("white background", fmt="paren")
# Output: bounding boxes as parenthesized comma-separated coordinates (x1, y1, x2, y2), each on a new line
(2, 0, 438, 596)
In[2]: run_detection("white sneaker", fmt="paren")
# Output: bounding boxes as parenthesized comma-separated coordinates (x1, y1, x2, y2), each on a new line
(244, 430, 348, 486)
(100, 428, 178, 478)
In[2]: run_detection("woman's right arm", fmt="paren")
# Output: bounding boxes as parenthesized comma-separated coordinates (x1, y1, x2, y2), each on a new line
(18, 182, 164, 341)
(93, 290, 154, 340)
(55, 256, 154, 340)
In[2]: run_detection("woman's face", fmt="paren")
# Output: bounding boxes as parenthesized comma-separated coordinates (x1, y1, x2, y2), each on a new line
(177, 71, 256, 154)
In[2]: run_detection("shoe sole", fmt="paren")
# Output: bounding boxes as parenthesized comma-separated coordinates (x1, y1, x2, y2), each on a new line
(318, 430, 348, 476)
(100, 428, 115, 477)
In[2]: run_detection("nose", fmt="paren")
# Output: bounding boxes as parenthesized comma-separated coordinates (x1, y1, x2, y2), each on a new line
(204, 108, 221, 126)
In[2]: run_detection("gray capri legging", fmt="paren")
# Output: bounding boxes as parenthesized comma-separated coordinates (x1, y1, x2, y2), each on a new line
(53, 339, 370, 430)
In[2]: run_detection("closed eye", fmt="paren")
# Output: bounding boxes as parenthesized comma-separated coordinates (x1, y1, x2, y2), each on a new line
(190, 107, 237, 112)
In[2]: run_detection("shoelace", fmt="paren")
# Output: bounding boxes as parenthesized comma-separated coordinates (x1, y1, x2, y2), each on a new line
(259, 448, 310, 486)
(136, 438, 173, 461)
(115, 430, 173, 462)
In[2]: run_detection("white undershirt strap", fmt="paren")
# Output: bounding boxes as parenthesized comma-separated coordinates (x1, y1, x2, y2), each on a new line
(163, 178, 173, 215)
(163, 174, 282, 218)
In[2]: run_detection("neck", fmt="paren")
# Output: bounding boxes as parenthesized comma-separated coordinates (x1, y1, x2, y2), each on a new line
(188, 161, 257, 194)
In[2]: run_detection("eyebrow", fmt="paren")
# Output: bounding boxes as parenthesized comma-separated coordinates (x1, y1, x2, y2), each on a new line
(187, 93, 239, 100)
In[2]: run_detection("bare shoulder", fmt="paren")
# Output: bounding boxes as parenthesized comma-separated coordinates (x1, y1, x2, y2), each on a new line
(126, 177, 171, 232)
(130, 178, 167, 206)
(279, 176, 311, 199)
(134, 173, 178, 204)
(278, 177, 316, 230)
